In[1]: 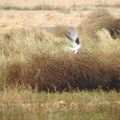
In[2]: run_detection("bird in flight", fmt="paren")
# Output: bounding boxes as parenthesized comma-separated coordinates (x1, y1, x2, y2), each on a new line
(64, 27, 82, 54)
(28, 26, 82, 54)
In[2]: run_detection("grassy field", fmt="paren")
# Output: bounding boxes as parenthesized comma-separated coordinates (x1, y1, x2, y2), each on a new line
(0, 88, 119, 120)
(0, 10, 120, 119)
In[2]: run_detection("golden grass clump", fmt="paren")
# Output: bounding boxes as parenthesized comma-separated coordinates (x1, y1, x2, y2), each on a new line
(0, 28, 57, 63)
(5, 50, 120, 92)
(79, 9, 120, 40)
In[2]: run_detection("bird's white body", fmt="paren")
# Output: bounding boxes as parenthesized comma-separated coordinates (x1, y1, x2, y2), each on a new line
(66, 44, 82, 54)
(64, 27, 82, 54)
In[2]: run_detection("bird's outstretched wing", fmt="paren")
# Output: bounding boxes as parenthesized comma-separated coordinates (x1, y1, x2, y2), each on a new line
(75, 37, 79, 44)
(64, 27, 80, 47)
(64, 33, 77, 47)
(64, 33, 74, 42)
(28, 26, 57, 33)
(69, 27, 79, 41)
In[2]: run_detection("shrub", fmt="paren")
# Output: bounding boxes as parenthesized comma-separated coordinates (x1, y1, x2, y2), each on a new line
(79, 9, 120, 40)
(5, 51, 120, 92)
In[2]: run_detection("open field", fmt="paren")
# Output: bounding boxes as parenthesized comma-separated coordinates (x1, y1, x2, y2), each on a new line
(0, 88, 120, 120)
(0, 9, 120, 119)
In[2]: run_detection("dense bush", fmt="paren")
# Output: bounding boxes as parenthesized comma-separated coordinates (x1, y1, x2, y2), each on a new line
(79, 9, 120, 40)
(5, 51, 120, 92)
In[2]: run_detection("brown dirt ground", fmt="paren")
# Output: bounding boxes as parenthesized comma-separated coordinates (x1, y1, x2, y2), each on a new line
(0, 9, 119, 30)
(0, 10, 83, 29)
(0, 0, 119, 30)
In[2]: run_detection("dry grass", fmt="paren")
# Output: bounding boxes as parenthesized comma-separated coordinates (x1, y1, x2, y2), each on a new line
(0, 86, 119, 120)
(4, 50, 120, 92)
(0, 10, 120, 119)
(0, 27, 119, 92)
(79, 9, 120, 41)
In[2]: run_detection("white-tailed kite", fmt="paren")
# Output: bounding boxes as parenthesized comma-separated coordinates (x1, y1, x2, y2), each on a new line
(28, 26, 82, 54)
(64, 27, 82, 54)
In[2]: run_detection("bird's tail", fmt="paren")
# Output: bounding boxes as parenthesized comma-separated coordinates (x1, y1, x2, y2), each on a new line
(66, 46, 75, 51)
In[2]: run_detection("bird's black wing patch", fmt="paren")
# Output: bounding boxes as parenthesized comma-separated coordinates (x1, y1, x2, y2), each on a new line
(64, 33, 73, 42)
(76, 37, 79, 44)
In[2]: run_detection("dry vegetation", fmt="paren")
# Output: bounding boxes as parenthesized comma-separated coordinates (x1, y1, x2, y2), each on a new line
(4, 50, 120, 92)
(0, 28, 119, 92)
(0, 87, 119, 120)
(79, 9, 120, 40)
(0, 9, 120, 119)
